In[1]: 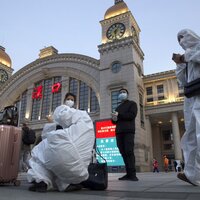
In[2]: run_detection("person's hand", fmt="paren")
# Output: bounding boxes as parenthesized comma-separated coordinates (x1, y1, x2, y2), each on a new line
(172, 53, 185, 64)
(111, 111, 118, 117)
(46, 115, 53, 123)
(111, 111, 118, 121)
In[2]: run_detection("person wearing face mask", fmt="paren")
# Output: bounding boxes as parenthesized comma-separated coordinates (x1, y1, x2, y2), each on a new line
(172, 29, 200, 186)
(27, 92, 95, 192)
(64, 93, 75, 108)
(111, 88, 138, 181)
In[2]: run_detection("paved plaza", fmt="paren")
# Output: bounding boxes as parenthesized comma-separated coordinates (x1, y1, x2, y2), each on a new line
(1, 172, 200, 200)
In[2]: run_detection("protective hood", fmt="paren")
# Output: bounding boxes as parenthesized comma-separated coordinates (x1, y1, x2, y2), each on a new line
(52, 105, 76, 128)
(178, 29, 200, 50)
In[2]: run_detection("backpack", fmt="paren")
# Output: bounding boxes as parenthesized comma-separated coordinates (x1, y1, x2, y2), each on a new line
(22, 128, 36, 145)
(0, 105, 18, 126)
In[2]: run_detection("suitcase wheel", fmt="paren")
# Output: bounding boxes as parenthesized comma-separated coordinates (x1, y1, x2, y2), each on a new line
(13, 180, 21, 186)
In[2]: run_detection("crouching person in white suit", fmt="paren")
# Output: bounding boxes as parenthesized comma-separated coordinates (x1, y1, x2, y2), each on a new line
(27, 93, 95, 192)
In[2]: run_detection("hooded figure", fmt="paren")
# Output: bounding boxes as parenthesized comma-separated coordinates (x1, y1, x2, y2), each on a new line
(173, 29, 200, 186)
(27, 104, 95, 192)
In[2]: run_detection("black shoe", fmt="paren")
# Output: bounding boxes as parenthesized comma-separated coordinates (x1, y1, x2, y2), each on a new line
(119, 174, 139, 181)
(128, 176, 139, 181)
(65, 184, 82, 192)
(28, 181, 47, 192)
(29, 185, 37, 192)
(118, 174, 129, 180)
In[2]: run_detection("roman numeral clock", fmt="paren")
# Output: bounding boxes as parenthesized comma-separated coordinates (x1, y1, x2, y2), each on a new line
(106, 23, 126, 40)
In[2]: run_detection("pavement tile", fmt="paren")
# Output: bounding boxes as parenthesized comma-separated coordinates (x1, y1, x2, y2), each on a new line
(0, 172, 200, 200)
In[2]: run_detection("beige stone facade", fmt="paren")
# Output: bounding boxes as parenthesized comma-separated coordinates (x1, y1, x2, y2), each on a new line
(0, 1, 184, 172)
(144, 70, 184, 171)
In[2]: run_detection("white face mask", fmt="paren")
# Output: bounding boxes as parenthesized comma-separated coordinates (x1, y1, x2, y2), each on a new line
(65, 100, 74, 108)
(118, 93, 128, 101)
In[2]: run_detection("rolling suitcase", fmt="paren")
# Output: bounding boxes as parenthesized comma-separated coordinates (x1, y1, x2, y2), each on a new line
(0, 125, 22, 185)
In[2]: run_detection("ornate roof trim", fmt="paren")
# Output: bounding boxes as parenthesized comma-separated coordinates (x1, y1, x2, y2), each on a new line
(0, 53, 99, 95)
(98, 36, 144, 59)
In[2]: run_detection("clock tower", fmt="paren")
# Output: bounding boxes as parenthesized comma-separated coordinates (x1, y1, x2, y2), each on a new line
(98, 0, 144, 118)
(100, 0, 140, 46)
(98, 1, 149, 171)
(0, 46, 13, 89)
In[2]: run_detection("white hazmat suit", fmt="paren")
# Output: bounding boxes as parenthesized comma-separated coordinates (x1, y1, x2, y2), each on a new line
(27, 105, 95, 191)
(175, 29, 200, 186)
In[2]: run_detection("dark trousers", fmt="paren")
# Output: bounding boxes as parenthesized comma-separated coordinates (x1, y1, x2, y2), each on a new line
(116, 133, 136, 177)
(153, 167, 159, 173)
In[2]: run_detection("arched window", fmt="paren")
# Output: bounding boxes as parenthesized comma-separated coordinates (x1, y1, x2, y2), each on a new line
(20, 90, 28, 122)
(69, 77, 99, 113)
(31, 77, 62, 120)
(111, 90, 121, 112)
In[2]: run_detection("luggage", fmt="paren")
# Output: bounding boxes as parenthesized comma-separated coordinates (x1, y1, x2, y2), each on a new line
(82, 162, 108, 190)
(82, 148, 108, 190)
(0, 125, 22, 185)
(0, 106, 18, 126)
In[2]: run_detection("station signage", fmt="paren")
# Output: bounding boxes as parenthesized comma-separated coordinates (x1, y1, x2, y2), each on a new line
(32, 82, 61, 99)
(95, 119, 124, 166)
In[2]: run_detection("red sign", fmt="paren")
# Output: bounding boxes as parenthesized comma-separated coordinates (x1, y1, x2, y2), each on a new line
(52, 82, 61, 93)
(32, 85, 43, 99)
(32, 82, 62, 99)
(95, 119, 116, 138)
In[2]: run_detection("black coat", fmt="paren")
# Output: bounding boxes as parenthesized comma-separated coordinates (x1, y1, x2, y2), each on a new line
(112, 100, 138, 134)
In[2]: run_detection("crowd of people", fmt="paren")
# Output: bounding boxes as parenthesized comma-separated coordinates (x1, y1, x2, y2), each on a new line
(17, 28, 200, 192)
(21, 87, 139, 193)
(152, 157, 185, 173)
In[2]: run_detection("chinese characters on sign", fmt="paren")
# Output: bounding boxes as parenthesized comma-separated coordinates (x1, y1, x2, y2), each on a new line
(95, 119, 124, 166)
(52, 82, 61, 93)
(32, 85, 43, 99)
(32, 82, 61, 99)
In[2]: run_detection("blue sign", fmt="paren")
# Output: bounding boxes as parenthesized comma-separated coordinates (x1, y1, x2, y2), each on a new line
(96, 137, 124, 166)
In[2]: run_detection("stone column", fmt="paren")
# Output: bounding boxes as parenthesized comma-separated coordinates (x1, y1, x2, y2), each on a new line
(171, 112, 182, 160)
(145, 115, 153, 161)
(152, 125, 162, 166)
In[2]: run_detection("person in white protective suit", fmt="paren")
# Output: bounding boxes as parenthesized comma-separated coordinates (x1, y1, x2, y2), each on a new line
(27, 93, 95, 192)
(172, 29, 200, 186)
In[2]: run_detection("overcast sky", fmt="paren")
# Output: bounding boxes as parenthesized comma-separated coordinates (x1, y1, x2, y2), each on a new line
(1, 0, 200, 75)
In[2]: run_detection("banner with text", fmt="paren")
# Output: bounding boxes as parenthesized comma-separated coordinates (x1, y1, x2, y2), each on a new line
(95, 119, 124, 166)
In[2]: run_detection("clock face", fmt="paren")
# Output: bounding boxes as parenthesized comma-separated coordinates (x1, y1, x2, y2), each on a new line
(0, 69, 8, 83)
(111, 62, 122, 73)
(106, 23, 126, 40)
